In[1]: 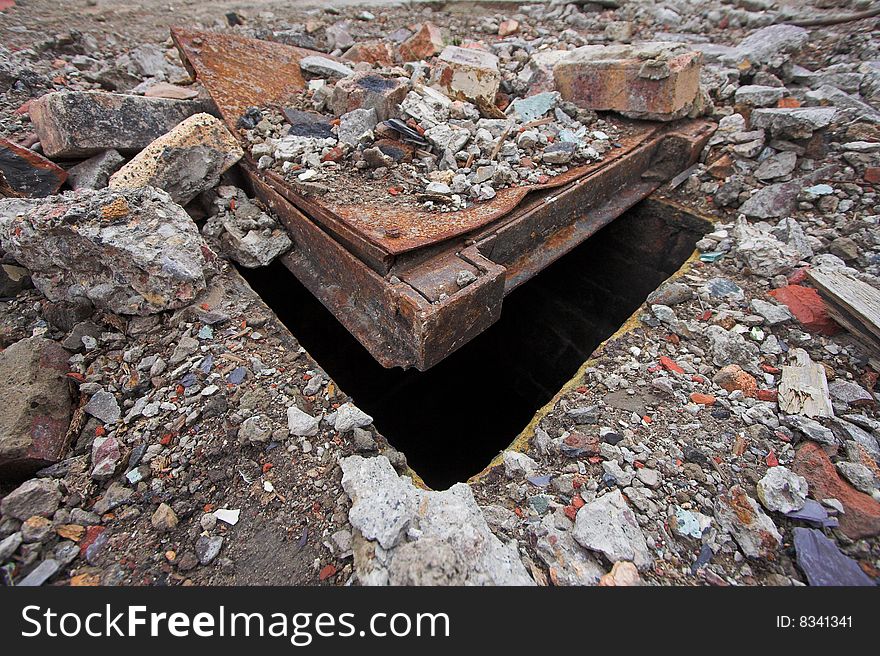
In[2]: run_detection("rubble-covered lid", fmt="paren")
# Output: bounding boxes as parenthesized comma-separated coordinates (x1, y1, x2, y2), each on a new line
(171, 28, 686, 263)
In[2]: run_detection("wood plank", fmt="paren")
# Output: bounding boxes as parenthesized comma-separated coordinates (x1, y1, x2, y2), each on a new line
(778, 348, 834, 418)
(807, 268, 880, 367)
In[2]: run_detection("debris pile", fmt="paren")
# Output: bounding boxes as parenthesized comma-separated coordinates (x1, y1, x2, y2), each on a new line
(241, 57, 634, 210)
(0, 0, 878, 589)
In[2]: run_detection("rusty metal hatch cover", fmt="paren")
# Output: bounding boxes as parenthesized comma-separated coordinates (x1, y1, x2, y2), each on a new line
(175, 29, 690, 259)
(172, 28, 715, 370)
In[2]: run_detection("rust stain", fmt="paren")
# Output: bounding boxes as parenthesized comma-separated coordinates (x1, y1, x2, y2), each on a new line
(100, 197, 130, 220)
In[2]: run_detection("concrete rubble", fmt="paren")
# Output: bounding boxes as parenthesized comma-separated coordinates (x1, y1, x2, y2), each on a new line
(108, 113, 243, 205)
(341, 455, 534, 585)
(0, 187, 210, 315)
(0, 0, 877, 590)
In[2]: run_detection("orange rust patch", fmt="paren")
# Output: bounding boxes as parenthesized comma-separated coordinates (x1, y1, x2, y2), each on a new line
(100, 197, 130, 220)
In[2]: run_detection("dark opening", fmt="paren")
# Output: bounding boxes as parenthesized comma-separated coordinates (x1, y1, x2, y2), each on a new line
(242, 199, 709, 489)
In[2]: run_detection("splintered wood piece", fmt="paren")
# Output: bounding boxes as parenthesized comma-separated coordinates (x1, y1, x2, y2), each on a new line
(807, 268, 880, 368)
(778, 348, 834, 418)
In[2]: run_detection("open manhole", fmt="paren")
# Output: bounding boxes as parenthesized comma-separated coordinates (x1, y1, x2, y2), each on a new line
(243, 198, 710, 489)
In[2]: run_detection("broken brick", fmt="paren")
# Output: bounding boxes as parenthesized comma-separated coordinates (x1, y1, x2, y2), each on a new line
(659, 355, 684, 374)
(342, 41, 395, 67)
(690, 393, 716, 405)
(398, 22, 444, 62)
(0, 137, 67, 197)
(713, 364, 757, 397)
(109, 113, 243, 205)
(767, 285, 841, 335)
(793, 442, 880, 540)
(553, 42, 702, 121)
(329, 72, 409, 122)
(29, 91, 205, 158)
(430, 45, 501, 109)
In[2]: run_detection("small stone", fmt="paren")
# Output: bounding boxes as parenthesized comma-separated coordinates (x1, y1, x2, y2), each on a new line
(1, 479, 61, 521)
(828, 380, 873, 408)
(754, 151, 797, 180)
(713, 364, 758, 397)
(502, 450, 538, 478)
(299, 55, 353, 80)
(337, 108, 378, 147)
(757, 466, 809, 513)
(509, 91, 559, 123)
(287, 405, 319, 437)
(542, 141, 576, 164)
(17, 558, 61, 586)
(598, 561, 642, 586)
(342, 42, 394, 67)
(669, 506, 712, 540)
(195, 535, 223, 565)
(239, 415, 272, 444)
(21, 516, 53, 543)
(334, 402, 373, 432)
(84, 390, 121, 424)
(636, 467, 661, 489)
(734, 85, 784, 107)
(573, 489, 653, 570)
(352, 427, 377, 452)
(750, 298, 793, 325)
(213, 508, 240, 526)
(66, 150, 125, 190)
(398, 23, 444, 62)
(835, 462, 878, 495)
(90, 434, 121, 480)
(714, 485, 782, 559)
(151, 503, 178, 532)
(0, 532, 23, 561)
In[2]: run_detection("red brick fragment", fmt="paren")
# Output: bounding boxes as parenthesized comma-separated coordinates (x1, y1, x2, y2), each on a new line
(792, 442, 880, 540)
(768, 285, 841, 335)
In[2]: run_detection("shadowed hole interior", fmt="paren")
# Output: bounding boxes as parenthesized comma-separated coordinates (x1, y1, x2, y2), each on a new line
(242, 198, 710, 489)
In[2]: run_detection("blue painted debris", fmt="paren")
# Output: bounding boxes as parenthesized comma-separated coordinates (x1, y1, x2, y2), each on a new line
(199, 353, 214, 374)
(227, 366, 247, 385)
(509, 91, 558, 123)
(793, 527, 875, 586)
(691, 543, 714, 574)
(784, 499, 838, 529)
(805, 184, 834, 196)
(700, 252, 725, 263)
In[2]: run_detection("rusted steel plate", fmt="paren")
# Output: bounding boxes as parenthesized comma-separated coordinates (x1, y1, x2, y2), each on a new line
(171, 28, 315, 136)
(172, 28, 671, 262)
(247, 162, 507, 370)
(321, 124, 660, 257)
